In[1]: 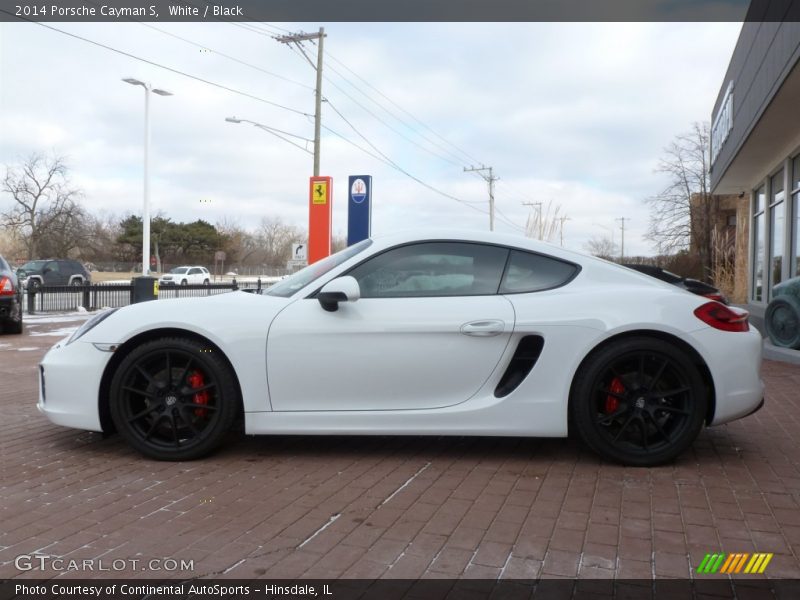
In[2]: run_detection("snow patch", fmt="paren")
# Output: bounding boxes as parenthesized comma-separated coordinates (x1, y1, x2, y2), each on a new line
(29, 327, 79, 337)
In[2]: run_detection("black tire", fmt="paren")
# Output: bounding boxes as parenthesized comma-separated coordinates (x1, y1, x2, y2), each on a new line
(571, 337, 707, 466)
(181, 279, 188, 286)
(4, 318, 23, 334)
(109, 337, 239, 460)
(70, 278, 83, 286)
(27, 279, 41, 291)
(203, 279, 210, 285)
(765, 295, 800, 349)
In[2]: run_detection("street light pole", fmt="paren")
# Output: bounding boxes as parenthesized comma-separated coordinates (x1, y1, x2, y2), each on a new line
(122, 78, 172, 276)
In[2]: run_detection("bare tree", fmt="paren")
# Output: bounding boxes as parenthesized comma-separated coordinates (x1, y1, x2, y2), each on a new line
(646, 122, 719, 280)
(584, 235, 618, 261)
(256, 216, 303, 268)
(1, 153, 86, 259)
(524, 200, 565, 242)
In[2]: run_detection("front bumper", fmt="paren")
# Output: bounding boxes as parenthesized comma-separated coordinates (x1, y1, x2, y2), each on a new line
(38, 339, 111, 432)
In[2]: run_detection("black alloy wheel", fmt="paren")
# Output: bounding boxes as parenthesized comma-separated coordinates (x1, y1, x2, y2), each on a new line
(109, 337, 239, 460)
(572, 337, 706, 466)
(765, 296, 800, 349)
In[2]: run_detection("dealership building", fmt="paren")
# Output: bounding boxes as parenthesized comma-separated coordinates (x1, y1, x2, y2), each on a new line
(710, 13, 800, 318)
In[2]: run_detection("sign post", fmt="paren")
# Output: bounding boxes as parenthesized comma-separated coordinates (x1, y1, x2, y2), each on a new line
(347, 175, 372, 246)
(308, 176, 332, 264)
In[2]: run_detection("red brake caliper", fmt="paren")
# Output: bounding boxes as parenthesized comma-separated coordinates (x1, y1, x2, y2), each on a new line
(606, 377, 625, 414)
(187, 370, 209, 417)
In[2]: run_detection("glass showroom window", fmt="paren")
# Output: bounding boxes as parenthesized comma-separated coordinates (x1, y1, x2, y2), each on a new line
(793, 155, 800, 277)
(769, 169, 785, 295)
(753, 185, 766, 302)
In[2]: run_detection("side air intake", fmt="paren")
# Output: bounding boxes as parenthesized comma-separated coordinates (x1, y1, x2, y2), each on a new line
(494, 335, 545, 398)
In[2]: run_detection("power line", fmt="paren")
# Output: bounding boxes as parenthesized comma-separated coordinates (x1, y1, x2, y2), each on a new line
(323, 49, 485, 168)
(234, 23, 487, 170)
(320, 121, 492, 218)
(137, 22, 314, 91)
(2, 12, 313, 118)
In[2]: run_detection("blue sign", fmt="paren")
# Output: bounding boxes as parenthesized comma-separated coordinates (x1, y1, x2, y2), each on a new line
(347, 175, 372, 246)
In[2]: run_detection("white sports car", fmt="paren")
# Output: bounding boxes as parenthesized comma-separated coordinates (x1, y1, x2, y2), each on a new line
(38, 231, 764, 465)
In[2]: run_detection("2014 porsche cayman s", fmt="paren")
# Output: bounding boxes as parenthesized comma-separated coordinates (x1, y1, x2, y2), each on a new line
(39, 231, 764, 465)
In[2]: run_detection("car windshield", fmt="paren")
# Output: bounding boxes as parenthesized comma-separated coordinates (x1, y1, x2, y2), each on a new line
(20, 260, 46, 271)
(169, 267, 189, 274)
(266, 239, 373, 298)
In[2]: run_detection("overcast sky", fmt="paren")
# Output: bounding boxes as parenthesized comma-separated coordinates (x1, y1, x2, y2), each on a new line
(0, 21, 741, 256)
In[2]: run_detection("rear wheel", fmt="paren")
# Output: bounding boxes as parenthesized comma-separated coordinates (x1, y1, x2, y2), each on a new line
(571, 337, 707, 466)
(765, 295, 800, 349)
(109, 337, 239, 460)
(2, 318, 22, 334)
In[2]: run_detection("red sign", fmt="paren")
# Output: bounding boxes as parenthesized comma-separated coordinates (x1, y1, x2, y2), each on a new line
(308, 176, 332, 264)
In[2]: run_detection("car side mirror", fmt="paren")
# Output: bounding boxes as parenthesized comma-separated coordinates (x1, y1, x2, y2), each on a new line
(318, 276, 360, 312)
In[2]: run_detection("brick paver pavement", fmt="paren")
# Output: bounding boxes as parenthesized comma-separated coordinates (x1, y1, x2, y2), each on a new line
(2, 315, 800, 581)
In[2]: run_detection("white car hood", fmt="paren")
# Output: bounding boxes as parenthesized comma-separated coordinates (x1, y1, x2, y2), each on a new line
(82, 291, 290, 345)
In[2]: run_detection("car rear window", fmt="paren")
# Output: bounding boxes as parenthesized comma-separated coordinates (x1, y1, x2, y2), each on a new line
(499, 250, 579, 294)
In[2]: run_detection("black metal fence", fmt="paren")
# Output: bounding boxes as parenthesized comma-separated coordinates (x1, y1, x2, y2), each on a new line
(24, 279, 267, 314)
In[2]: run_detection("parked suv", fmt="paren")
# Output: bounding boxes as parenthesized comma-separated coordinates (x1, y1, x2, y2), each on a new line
(0, 254, 23, 334)
(17, 259, 91, 290)
(159, 266, 211, 285)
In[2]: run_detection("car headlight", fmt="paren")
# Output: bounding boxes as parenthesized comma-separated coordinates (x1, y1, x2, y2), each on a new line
(67, 308, 120, 345)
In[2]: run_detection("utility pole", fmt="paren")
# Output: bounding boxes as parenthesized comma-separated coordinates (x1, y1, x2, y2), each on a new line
(464, 165, 497, 231)
(616, 217, 627, 261)
(522, 202, 543, 240)
(276, 28, 326, 176)
(558, 216, 571, 246)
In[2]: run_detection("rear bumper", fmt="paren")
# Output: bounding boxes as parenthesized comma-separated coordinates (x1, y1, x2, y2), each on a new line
(690, 326, 764, 425)
(0, 295, 21, 320)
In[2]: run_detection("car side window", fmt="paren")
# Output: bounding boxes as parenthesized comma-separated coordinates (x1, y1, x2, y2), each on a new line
(499, 250, 579, 294)
(47, 261, 60, 273)
(189, 268, 200, 275)
(348, 242, 509, 298)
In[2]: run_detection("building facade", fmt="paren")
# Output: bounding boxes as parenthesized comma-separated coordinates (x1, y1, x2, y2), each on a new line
(710, 10, 800, 318)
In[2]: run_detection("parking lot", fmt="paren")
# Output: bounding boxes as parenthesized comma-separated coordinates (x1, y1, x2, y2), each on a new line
(2, 314, 800, 582)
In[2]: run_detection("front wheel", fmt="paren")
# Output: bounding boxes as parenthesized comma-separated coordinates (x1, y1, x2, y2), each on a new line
(70, 278, 83, 286)
(571, 337, 707, 466)
(109, 337, 240, 460)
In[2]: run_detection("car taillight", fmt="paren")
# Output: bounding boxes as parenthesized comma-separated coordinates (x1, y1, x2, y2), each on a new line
(0, 276, 14, 296)
(703, 292, 727, 303)
(693, 301, 749, 332)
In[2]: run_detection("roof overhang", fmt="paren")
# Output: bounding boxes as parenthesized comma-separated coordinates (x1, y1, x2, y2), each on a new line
(712, 59, 800, 195)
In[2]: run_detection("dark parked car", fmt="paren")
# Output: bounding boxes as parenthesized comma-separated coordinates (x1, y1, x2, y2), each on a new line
(0, 254, 23, 334)
(623, 264, 728, 304)
(765, 276, 800, 349)
(16, 259, 91, 290)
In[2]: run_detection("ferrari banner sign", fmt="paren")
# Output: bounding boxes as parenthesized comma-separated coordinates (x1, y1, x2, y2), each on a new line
(308, 176, 332, 264)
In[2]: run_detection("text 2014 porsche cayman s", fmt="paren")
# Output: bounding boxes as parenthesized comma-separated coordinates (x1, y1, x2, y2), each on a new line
(38, 231, 763, 465)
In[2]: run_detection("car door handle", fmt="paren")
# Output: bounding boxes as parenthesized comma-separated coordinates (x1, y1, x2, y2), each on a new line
(460, 320, 505, 337)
